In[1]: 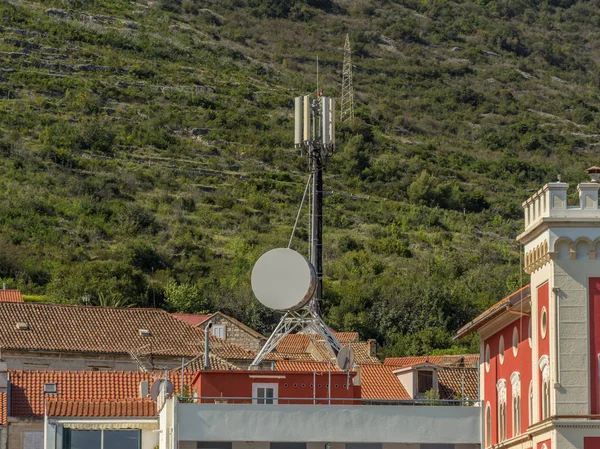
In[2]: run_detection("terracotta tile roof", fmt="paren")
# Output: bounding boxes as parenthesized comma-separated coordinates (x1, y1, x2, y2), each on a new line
(455, 285, 531, 338)
(0, 303, 253, 360)
(384, 354, 478, 369)
(0, 289, 23, 302)
(359, 364, 410, 400)
(8, 370, 196, 418)
(275, 334, 312, 354)
(271, 333, 380, 365)
(0, 392, 6, 425)
(46, 399, 156, 418)
(333, 332, 359, 344)
(265, 352, 316, 361)
(349, 342, 380, 365)
(274, 361, 341, 372)
(172, 313, 212, 327)
(438, 368, 479, 400)
(175, 354, 241, 371)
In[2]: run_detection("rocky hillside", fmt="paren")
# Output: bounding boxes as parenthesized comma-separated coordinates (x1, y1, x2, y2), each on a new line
(1, 0, 600, 356)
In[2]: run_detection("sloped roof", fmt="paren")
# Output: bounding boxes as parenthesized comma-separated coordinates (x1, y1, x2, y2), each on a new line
(349, 342, 380, 365)
(274, 361, 341, 372)
(0, 392, 6, 425)
(175, 353, 241, 371)
(455, 285, 531, 338)
(172, 313, 212, 327)
(334, 332, 359, 344)
(0, 302, 253, 360)
(47, 399, 156, 418)
(438, 368, 479, 400)
(8, 370, 196, 418)
(359, 365, 410, 400)
(0, 289, 23, 302)
(275, 334, 312, 354)
(272, 333, 380, 365)
(384, 354, 479, 369)
(265, 352, 316, 361)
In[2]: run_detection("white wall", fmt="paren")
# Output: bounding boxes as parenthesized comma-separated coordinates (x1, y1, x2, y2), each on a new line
(553, 258, 600, 416)
(176, 403, 480, 445)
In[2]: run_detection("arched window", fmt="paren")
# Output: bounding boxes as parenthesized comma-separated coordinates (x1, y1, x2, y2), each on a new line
(528, 380, 534, 426)
(512, 327, 519, 357)
(511, 372, 521, 436)
(499, 335, 505, 365)
(485, 344, 490, 373)
(485, 402, 492, 447)
(539, 355, 550, 420)
(497, 379, 507, 442)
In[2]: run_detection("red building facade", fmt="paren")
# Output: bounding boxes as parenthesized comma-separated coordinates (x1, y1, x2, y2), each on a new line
(458, 170, 600, 449)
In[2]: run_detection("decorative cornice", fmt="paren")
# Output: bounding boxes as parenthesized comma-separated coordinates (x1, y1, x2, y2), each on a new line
(524, 239, 549, 274)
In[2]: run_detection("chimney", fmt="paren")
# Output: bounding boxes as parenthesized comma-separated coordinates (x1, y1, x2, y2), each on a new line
(579, 167, 600, 210)
(367, 339, 376, 357)
(139, 380, 149, 398)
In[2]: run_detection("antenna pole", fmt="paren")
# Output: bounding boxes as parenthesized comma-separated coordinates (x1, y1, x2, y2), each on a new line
(311, 151, 323, 304)
(251, 92, 340, 369)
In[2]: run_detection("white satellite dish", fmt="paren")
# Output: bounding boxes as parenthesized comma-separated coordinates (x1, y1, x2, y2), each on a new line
(251, 248, 317, 311)
(336, 346, 355, 371)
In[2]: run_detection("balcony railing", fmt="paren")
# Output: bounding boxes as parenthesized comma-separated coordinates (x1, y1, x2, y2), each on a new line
(178, 396, 480, 406)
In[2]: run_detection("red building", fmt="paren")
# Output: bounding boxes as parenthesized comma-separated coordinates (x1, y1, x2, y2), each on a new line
(456, 168, 600, 449)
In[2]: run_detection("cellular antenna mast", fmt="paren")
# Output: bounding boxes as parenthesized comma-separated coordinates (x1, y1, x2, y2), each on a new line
(250, 93, 342, 368)
(341, 34, 354, 122)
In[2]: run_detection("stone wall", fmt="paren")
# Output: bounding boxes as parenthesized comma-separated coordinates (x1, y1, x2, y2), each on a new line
(1, 350, 184, 372)
(201, 315, 264, 353)
(6, 419, 43, 449)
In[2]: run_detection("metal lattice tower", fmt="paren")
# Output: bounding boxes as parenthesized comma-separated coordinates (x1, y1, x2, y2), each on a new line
(341, 34, 354, 122)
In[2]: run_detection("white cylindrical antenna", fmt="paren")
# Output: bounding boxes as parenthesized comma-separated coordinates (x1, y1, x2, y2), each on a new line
(303, 95, 310, 141)
(329, 98, 335, 147)
(294, 96, 303, 147)
(321, 96, 330, 146)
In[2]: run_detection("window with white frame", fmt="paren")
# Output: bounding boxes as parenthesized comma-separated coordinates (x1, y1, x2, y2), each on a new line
(511, 372, 521, 436)
(540, 307, 548, 339)
(528, 380, 534, 426)
(485, 344, 490, 373)
(539, 355, 550, 420)
(499, 335, 505, 365)
(512, 327, 519, 357)
(485, 402, 492, 447)
(497, 379, 507, 442)
(252, 383, 278, 405)
(212, 325, 226, 339)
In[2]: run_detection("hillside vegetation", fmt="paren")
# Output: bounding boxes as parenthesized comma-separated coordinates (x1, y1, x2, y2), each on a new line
(1, 0, 600, 356)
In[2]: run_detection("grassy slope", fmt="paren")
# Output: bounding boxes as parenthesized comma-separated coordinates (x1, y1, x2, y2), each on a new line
(1, 0, 600, 355)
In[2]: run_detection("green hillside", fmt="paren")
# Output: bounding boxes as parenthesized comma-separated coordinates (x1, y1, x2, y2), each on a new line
(1, 0, 600, 356)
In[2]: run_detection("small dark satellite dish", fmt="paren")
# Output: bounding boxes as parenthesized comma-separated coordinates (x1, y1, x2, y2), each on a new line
(336, 346, 355, 371)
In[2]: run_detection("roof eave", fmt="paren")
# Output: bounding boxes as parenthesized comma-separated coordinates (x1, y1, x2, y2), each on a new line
(454, 285, 531, 340)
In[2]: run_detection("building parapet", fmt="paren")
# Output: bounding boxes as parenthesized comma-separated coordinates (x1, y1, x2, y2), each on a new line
(176, 401, 481, 444)
(520, 168, 600, 241)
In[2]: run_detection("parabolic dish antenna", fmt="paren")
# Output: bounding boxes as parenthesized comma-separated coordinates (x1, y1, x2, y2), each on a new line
(251, 248, 317, 311)
(336, 346, 355, 371)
